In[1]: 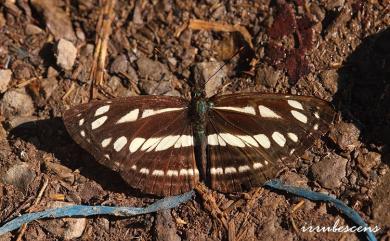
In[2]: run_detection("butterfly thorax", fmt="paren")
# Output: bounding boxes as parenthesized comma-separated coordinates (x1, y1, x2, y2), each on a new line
(190, 84, 210, 181)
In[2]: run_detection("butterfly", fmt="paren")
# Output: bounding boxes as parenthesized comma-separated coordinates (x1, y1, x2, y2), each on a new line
(63, 76, 335, 196)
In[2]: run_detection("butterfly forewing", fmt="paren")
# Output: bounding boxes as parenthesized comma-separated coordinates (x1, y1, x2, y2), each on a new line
(63, 96, 198, 196)
(207, 93, 335, 192)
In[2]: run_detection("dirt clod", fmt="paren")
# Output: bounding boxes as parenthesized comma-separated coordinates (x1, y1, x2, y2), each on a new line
(329, 122, 361, 152)
(310, 153, 348, 189)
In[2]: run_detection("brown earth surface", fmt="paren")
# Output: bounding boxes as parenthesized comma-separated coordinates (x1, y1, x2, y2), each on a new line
(0, 0, 389, 240)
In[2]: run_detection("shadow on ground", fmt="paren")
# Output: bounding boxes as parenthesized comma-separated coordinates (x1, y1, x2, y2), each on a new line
(334, 27, 390, 163)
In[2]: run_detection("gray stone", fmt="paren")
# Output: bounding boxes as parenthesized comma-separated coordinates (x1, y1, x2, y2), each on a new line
(2, 162, 36, 192)
(0, 69, 12, 93)
(193, 62, 225, 97)
(311, 153, 348, 189)
(110, 54, 128, 74)
(25, 24, 44, 35)
(56, 39, 77, 70)
(1, 88, 34, 118)
(40, 201, 86, 240)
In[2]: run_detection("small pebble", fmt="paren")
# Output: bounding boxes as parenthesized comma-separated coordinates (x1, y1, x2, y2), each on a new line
(0, 69, 12, 93)
(56, 39, 77, 70)
(0, 88, 34, 118)
(310, 153, 348, 189)
(329, 122, 360, 152)
(110, 54, 128, 74)
(25, 23, 44, 35)
(40, 201, 86, 240)
(2, 162, 36, 193)
(193, 62, 225, 97)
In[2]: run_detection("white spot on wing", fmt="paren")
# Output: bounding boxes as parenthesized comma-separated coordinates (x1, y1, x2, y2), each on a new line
(313, 123, 319, 130)
(210, 167, 223, 175)
(129, 137, 146, 153)
(258, 105, 282, 118)
(167, 170, 179, 176)
(91, 116, 107, 129)
(291, 110, 307, 123)
(314, 112, 320, 118)
(141, 108, 185, 118)
(152, 170, 164, 176)
(101, 137, 112, 147)
(80, 130, 85, 137)
(225, 167, 237, 174)
(207, 134, 219, 145)
(155, 135, 180, 151)
(179, 169, 188, 176)
(104, 154, 110, 160)
(213, 106, 256, 115)
(140, 168, 149, 174)
(272, 132, 286, 147)
(174, 135, 193, 148)
(220, 133, 245, 147)
(253, 162, 263, 169)
(237, 135, 259, 147)
(116, 109, 139, 123)
(131, 165, 137, 170)
(287, 132, 298, 142)
(287, 100, 304, 110)
(238, 165, 250, 172)
(253, 134, 271, 148)
(79, 118, 84, 126)
(113, 136, 127, 152)
(95, 105, 110, 116)
(141, 137, 161, 151)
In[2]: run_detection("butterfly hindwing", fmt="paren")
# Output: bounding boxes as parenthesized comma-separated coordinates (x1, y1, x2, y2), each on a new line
(207, 93, 335, 192)
(63, 96, 198, 196)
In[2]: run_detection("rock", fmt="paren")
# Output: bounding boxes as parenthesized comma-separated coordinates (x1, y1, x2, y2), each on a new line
(137, 57, 170, 81)
(25, 23, 44, 35)
(56, 39, 77, 70)
(155, 210, 181, 241)
(107, 75, 131, 97)
(193, 62, 225, 97)
(47, 66, 58, 78)
(310, 153, 348, 189)
(0, 69, 12, 93)
(356, 151, 381, 173)
(2, 162, 36, 192)
(40, 77, 58, 100)
(40, 201, 86, 240)
(320, 69, 338, 94)
(256, 65, 280, 88)
(31, 0, 76, 41)
(372, 172, 390, 227)
(110, 54, 128, 74)
(0, 88, 34, 118)
(329, 122, 360, 152)
(137, 57, 175, 95)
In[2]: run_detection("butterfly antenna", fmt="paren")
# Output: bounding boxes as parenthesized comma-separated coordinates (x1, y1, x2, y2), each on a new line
(204, 46, 245, 86)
